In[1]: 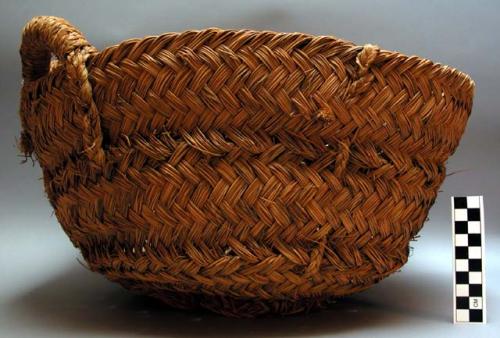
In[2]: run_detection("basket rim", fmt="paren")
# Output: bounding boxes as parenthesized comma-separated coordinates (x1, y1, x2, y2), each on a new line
(89, 27, 475, 94)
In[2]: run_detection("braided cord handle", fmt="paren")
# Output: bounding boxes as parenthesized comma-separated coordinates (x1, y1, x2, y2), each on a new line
(20, 16, 105, 168)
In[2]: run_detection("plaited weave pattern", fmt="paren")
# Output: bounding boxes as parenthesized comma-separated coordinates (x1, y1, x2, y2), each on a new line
(19, 16, 474, 317)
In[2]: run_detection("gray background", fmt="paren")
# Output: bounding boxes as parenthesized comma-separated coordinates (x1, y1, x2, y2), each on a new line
(0, 0, 498, 337)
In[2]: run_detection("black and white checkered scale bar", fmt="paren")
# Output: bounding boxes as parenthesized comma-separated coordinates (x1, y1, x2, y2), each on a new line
(452, 196, 486, 323)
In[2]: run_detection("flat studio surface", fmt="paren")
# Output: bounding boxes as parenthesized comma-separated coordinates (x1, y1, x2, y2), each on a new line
(1, 1, 498, 337)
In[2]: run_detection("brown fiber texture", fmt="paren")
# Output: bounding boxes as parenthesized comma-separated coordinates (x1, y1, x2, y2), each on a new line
(18, 16, 474, 317)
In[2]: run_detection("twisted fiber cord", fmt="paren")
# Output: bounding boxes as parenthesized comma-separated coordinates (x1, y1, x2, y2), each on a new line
(19, 16, 474, 316)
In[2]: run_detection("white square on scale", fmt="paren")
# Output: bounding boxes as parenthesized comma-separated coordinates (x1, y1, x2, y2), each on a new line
(456, 309, 469, 322)
(456, 259, 469, 271)
(456, 284, 469, 297)
(455, 209, 468, 221)
(469, 247, 482, 259)
(467, 196, 481, 208)
(469, 271, 482, 284)
(468, 221, 481, 234)
(455, 234, 468, 246)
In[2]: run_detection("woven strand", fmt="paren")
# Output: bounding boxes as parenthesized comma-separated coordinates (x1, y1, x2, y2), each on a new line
(18, 16, 474, 317)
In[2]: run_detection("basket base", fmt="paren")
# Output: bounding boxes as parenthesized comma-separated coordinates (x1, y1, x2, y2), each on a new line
(112, 278, 380, 317)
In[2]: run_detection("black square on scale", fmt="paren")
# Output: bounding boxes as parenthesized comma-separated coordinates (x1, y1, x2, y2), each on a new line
(455, 246, 468, 259)
(454, 197, 468, 208)
(469, 284, 482, 297)
(456, 272, 469, 284)
(467, 208, 480, 221)
(456, 296, 469, 309)
(455, 221, 468, 234)
(469, 309, 483, 322)
(468, 234, 482, 246)
(468, 259, 482, 271)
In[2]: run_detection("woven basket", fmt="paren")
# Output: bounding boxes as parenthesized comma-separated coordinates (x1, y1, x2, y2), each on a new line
(19, 16, 474, 317)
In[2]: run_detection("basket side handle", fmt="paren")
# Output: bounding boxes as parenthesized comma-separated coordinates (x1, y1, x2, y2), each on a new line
(20, 16, 106, 168)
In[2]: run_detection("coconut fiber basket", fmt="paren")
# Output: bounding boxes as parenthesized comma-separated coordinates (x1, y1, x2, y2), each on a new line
(19, 16, 474, 317)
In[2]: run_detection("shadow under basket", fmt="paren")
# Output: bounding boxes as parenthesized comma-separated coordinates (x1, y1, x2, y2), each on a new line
(18, 16, 474, 317)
